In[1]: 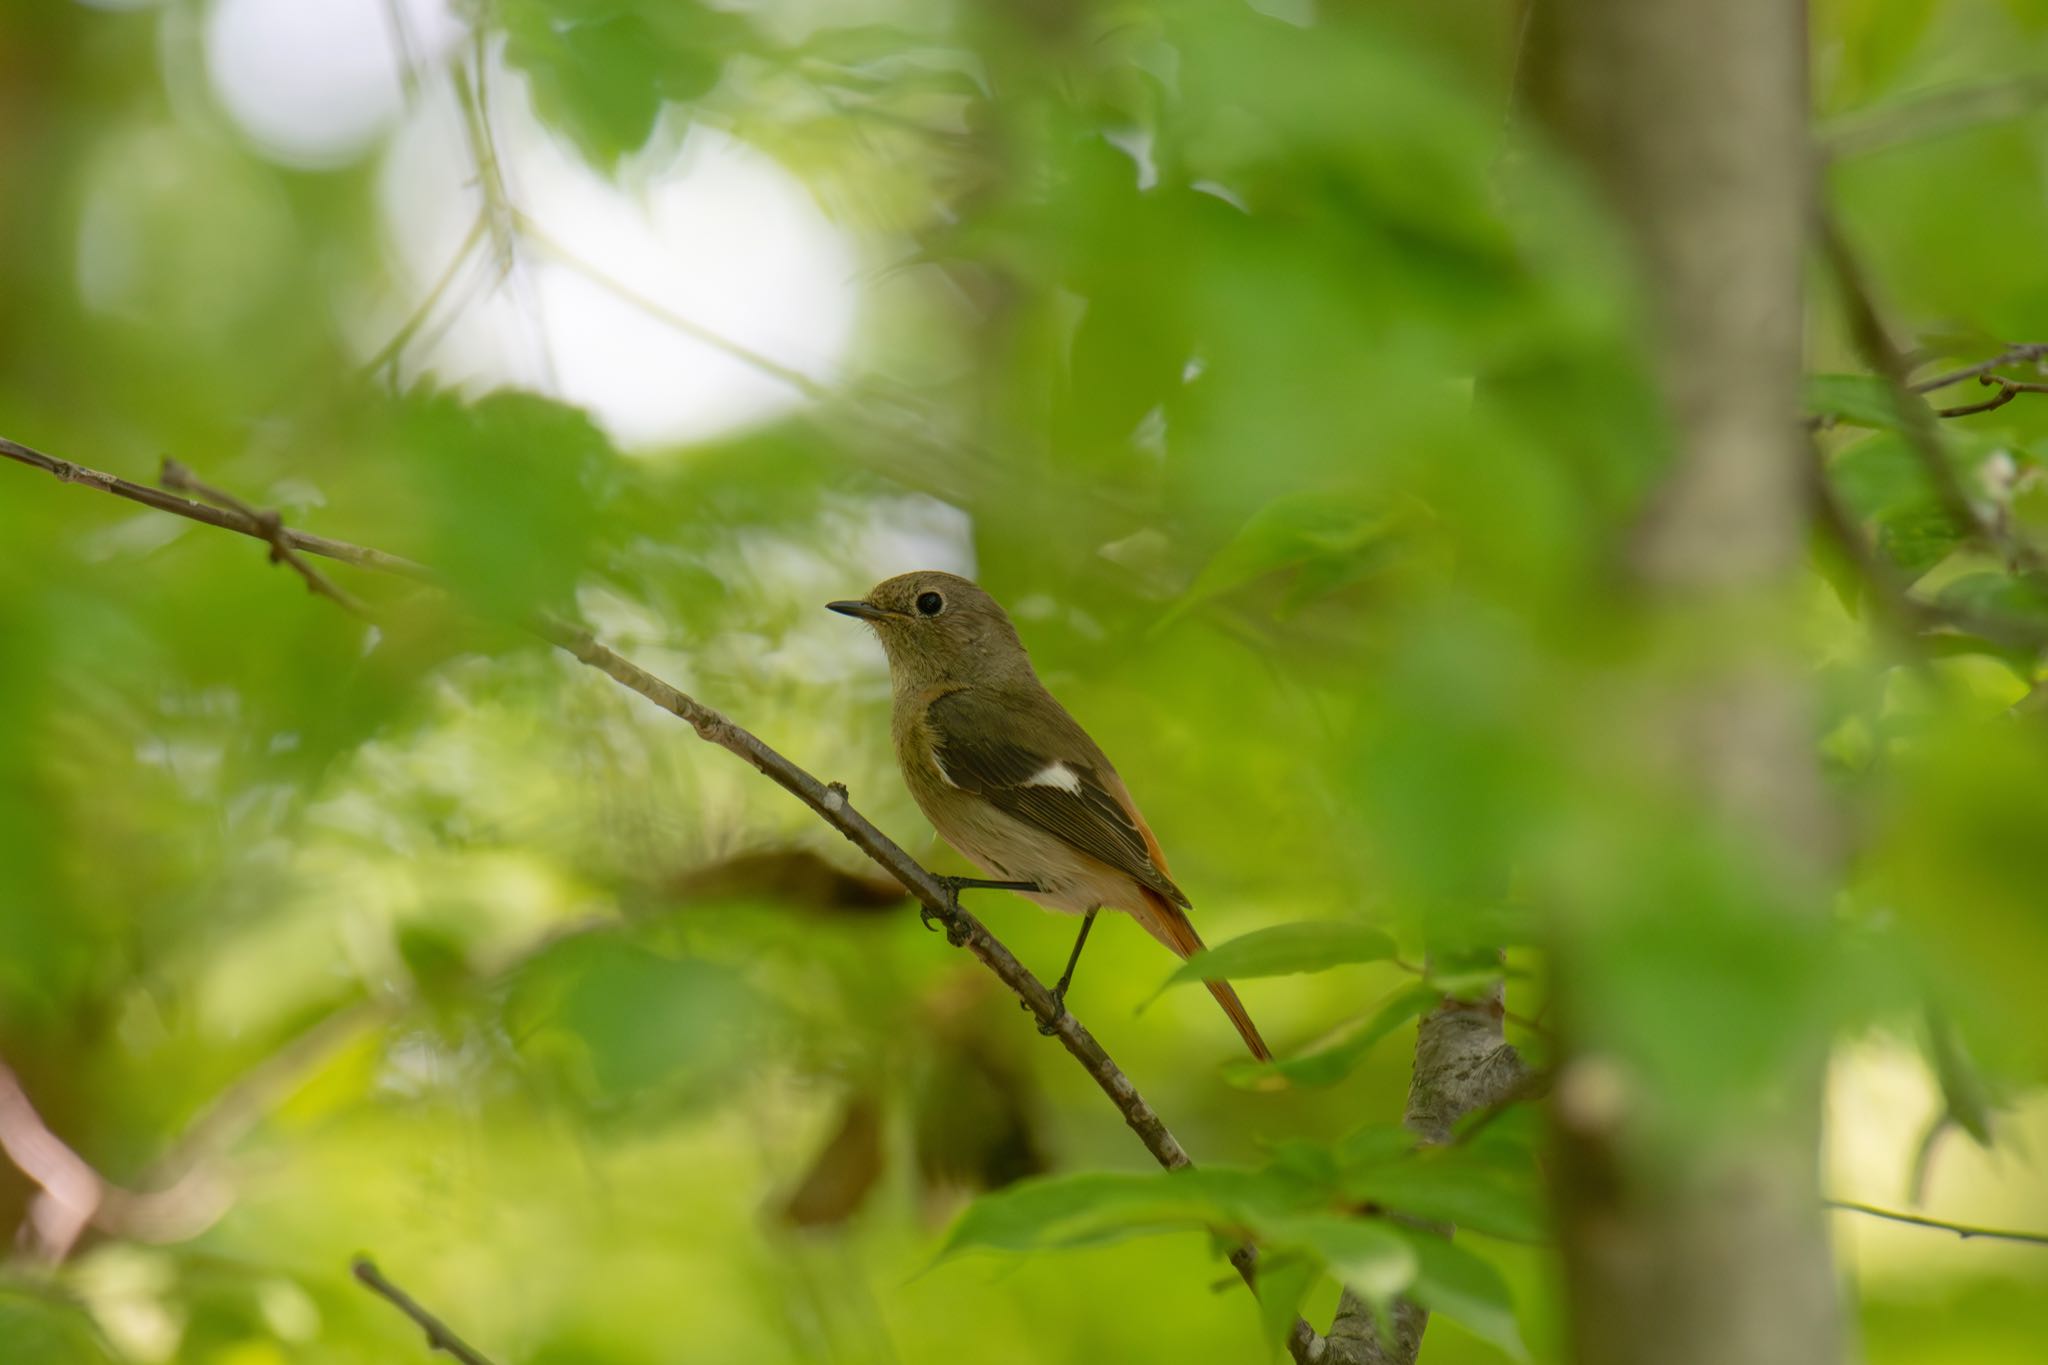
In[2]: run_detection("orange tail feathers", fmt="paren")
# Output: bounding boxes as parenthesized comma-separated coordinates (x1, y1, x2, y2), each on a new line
(1136, 887, 1273, 1063)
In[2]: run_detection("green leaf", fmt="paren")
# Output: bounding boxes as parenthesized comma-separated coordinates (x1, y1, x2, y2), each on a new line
(1161, 922, 1397, 992)
(1265, 1215, 1416, 1309)
(1805, 373, 1903, 428)
(507, 935, 756, 1115)
(1163, 491, 1436, 627)
(1876, 504, 1965, 577)
(1396, 1227, 1527, 1360)
(499, 1, 747, 166)
(0, 1288, 118, 1365)
(396, 390, 615, 618)
(939, 1166, 1321, 1260)
(1253, 1250, 1319, 1360)
(1343, 1156, 1547, 1243)
(1926, 1006, 1997, 1145)
(1935, 571, 2048, 624)
(1334, 1123, 1423, 1170)
(1829, 433, 1936, 521)
(1223, 984, 1437, 1090)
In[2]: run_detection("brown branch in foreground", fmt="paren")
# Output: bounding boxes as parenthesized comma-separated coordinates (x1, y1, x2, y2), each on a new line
(0, 433, 1321, 1357)
(1825, 1200, 2048, 1248)
(353, 1258, 499, 1365)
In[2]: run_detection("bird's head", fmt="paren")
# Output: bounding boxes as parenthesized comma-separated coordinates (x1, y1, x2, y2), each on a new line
(828, 571, 1030, 687)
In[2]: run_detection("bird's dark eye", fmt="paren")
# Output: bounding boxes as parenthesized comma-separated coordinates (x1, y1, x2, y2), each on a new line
(915, 591, 944, 616)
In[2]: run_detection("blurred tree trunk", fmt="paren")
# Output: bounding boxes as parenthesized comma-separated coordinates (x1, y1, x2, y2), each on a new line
(1526, 4, 1846, 1365)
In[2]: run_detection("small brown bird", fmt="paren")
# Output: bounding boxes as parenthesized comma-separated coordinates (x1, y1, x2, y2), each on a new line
(829, 571, 1272, 1061)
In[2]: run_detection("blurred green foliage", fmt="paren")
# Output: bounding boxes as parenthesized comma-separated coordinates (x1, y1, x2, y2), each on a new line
(0, 0, 2046, 1362)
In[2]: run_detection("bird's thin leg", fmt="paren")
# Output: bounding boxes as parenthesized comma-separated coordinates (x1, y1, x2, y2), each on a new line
(1037, 909, 1098, 1035)
(924, 875, 1042, 940)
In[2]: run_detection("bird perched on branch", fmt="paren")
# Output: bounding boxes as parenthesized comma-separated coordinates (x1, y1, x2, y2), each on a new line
(829, 571, 1271, 1061)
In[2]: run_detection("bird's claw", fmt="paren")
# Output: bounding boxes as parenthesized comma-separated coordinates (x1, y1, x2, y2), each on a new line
(925, 877, 970, 944)
(1033, 988, 1068, 1036)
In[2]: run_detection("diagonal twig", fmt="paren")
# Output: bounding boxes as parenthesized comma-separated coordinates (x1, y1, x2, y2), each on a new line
(1934, 373, 2048, 419)
(1, 433, 1320, 1358)
(1826, 1199, 2048, 1248)
(353, 1258, 499, 1365)
(159, 459, 371, 616)
(1910, 343, 2048, 396)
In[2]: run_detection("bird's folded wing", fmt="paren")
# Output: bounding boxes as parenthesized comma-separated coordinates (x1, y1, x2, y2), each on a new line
(925, 689, 1189, 907)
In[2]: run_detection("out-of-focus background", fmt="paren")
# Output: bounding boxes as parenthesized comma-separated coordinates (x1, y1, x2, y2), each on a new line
(1, 1, 2046, 1361)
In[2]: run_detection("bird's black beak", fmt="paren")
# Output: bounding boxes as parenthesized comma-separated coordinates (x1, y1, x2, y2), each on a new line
(827, 599, 893, 622)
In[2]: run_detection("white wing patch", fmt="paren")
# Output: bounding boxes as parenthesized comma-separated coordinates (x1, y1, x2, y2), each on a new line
(931, 748, 965, 789)
(1022, 761, 1083, 794)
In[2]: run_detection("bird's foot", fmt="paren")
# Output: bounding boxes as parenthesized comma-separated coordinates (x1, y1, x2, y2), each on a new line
(923, 877, 966, 940)
(1032, 986, 1069, 1036)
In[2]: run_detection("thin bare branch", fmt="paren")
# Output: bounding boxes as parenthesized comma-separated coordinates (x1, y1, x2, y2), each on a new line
(1826, 1199, 2048, 1248)
(353, 1258, 499, 1365)
(2, 439, 433, 581)
(159, 459, 371, 616)
(1933, 372, 2048, 419)
(1912, 343, 2048, 395)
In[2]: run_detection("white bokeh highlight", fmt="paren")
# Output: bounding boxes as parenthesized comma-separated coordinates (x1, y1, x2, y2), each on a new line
(201, 6, 857, 451)
(205, 0, 463, 168)
(369, 63, 858, 451)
